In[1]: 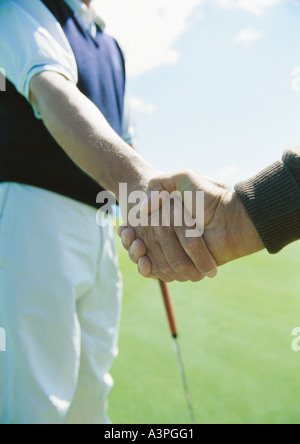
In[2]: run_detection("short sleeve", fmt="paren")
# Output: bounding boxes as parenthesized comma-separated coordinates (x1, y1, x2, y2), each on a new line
(0, 0, 78, 104)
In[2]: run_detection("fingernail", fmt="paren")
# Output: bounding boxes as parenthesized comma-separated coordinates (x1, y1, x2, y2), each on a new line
(206, 269, 218, 279)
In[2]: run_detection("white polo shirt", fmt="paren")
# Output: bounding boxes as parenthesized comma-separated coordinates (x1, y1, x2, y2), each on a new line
(0, 0, 135, 144)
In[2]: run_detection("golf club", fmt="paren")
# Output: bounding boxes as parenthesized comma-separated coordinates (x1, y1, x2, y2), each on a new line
(159, 280, 197, 424)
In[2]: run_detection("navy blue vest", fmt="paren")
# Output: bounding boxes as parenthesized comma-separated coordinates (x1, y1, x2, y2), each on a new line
(0, 0, 125, 208)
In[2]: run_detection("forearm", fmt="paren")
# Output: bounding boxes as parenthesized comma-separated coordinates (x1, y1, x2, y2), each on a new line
(29, 72, 156, 199)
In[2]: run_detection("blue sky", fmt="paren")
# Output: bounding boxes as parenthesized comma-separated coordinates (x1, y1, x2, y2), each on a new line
(97, 0, 300, 187)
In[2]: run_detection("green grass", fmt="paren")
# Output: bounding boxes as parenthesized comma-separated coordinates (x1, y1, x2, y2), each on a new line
(109, 238, 300, 424)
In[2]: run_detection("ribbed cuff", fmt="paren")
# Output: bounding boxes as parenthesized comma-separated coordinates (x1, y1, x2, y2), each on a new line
(235, 159, 300, 254)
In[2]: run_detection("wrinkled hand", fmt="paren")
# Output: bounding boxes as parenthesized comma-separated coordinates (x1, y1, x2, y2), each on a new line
(119, 171, 264, 278)
(119, 173, 218, 283)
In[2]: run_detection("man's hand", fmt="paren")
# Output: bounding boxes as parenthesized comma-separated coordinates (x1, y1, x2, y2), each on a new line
(119, 171, 264, 277)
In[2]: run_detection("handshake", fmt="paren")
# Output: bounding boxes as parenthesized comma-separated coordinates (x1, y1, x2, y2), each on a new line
(117, 170, 264, 283)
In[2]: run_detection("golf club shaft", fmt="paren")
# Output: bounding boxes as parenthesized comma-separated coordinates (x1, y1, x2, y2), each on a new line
(159, 280, 197, 424)
(173, 337, 197, 425)
(159, 279, 178, 338)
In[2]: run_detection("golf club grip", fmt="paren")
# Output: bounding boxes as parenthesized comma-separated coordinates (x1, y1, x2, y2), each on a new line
(159, 280, 178, 338)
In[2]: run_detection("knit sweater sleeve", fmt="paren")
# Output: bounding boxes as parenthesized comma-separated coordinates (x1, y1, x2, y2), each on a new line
(234, 149, 300, 254)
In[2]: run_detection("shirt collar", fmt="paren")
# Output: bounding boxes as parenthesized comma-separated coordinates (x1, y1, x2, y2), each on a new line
(63, 0, 106, 35)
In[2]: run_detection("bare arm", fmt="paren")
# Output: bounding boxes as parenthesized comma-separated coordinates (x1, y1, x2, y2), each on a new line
(29, 72, 154, 199)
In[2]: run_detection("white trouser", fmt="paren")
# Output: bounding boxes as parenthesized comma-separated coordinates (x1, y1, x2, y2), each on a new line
(0, 183, 122, 424)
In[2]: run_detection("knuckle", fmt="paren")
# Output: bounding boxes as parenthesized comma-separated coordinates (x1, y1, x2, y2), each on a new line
(177, 277, 188, 283)
(162, 277, 175, 283)
(148, 178, 162, 191)
(152, 262, 173, 278)
(184, 236, 201, 252)
(151, 264, 161, 276)
(170, 258, 189, 274)
(159, 265, 173, 276)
